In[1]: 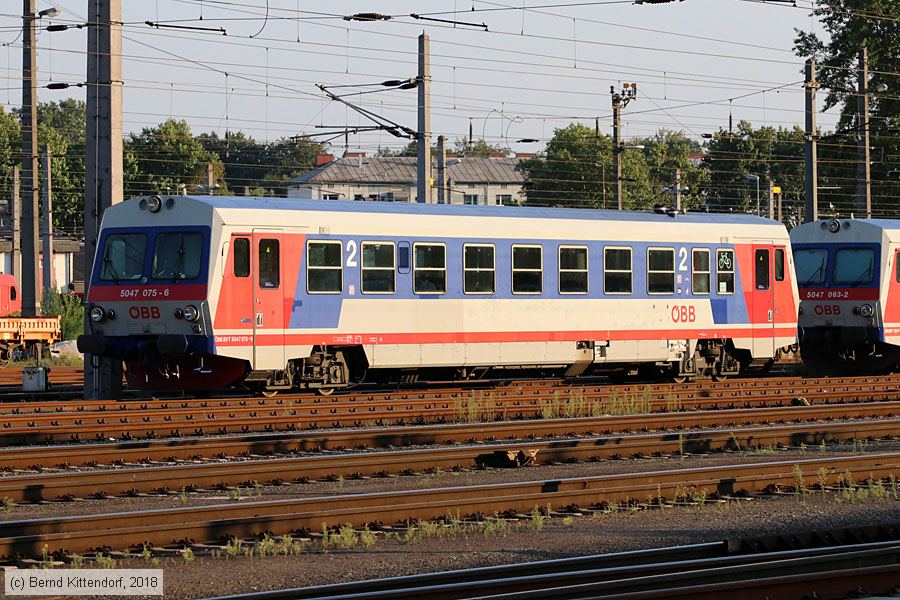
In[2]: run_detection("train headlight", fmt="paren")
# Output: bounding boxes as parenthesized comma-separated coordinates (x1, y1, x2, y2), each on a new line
(860, 304, 875, 318)
(182, 305, 200, 322)
(90, 306, 106, 323)
(146, 195, 162, 213)
(105, 308, 116, 320)
(827, 219, 841, 233)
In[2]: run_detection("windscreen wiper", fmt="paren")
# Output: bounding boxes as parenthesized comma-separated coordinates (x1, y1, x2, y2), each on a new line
(802, 262, 825, 287)
(101, 250, 120, 285)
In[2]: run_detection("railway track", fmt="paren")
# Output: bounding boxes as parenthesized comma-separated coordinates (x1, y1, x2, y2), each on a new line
(3, 400, 898, 470)
(206, 524, 900, 600)
(1, 417, 898, 502)
(0, 366, 83, 388)
(3, 375, 900, 444)
(2, 452, 899, 559)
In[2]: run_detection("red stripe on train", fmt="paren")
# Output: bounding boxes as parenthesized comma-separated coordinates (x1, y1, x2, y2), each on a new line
(88, 284, 208, 302)
(800, 288, 879, 301)
(216, 326, 798, 347)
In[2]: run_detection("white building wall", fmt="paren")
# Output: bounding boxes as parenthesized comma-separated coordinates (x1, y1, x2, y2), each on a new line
(288, 182, 523, 205)
(0, 251, 74, 291)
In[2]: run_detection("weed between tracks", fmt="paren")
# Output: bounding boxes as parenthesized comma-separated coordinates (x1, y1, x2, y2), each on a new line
(454, 387, 655, 423)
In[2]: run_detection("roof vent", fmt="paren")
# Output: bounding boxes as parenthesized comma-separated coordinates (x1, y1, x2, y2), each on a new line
(653, 204, 667, 214)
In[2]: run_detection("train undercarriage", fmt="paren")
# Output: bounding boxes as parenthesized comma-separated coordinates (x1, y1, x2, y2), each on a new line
(800, 326, 900, 375)
(230, 338, 777, 396)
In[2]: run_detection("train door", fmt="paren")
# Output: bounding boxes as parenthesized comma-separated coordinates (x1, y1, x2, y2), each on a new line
(252, 229, 285, 369)
(751, 242, 775, 358)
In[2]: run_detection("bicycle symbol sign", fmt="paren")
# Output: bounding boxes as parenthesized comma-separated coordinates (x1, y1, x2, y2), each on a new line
(718, 253, 733, 270)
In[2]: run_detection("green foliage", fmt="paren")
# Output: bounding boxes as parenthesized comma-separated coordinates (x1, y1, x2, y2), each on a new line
(794, 0, 899, 217)
(702, 121, 806, 215)
(40, 288, 83, 340)
(453, 138, 508, 157)
(517, 123, 652, 209)
(198, 131, 322, 196)
(125, 119, 222, 197)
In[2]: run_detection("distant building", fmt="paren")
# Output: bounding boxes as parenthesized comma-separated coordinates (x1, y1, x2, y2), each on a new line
(286, 153, 525, 205)
(0, 238, 83, 292)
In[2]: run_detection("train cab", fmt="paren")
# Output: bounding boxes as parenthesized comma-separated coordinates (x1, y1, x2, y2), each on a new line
(791, 218, 900, 373)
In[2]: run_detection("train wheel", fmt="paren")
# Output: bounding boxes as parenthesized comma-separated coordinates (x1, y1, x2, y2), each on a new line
(316, 387, 335, 396)
(712, 372, 728, 382)
(260, 389, 279, 398)
(0, 346, 10, 368)
(671, 375, 689, 384)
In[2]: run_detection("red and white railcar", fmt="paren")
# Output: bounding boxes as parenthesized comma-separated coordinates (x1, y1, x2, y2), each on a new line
(792, 217, 900, 373)
(79, 196, 798, 392)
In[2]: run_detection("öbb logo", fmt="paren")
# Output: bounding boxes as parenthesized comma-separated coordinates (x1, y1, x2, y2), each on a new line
(129, 306, 161, 319)
(671, 305, 696, 323)
(814, 305, 841, 316)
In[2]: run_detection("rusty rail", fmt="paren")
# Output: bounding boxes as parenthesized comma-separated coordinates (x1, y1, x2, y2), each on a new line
(2, 401, 898, 469)
(205, 537, 900, 600)
(2, 452, 900, 559)
(3, 378, 900, 445)
(2, 418, 898, 502)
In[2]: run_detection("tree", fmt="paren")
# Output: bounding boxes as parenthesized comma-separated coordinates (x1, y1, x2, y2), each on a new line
(453, 138, 508, 157)
(702, 121, 805, 216)
(37, 100, 85, 232)
(633, 129, 708, 210)
(517, 123, 652, 209)
(258, 137, 322, 195)
(794, 0, 900, 215)
(0, 107, 20, 214)
(124, 119, 221, 197)
(198, 130, 265, 195)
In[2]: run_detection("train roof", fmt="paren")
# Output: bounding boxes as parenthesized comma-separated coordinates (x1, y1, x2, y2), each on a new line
(164, 195, 782, 227)
(791, 218, 900, 244)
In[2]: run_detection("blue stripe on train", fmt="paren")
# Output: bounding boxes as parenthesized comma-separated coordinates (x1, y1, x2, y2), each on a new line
(291, 235, 752, 330)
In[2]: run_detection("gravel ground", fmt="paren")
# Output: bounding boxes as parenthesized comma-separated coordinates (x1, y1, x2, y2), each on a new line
(3, 441, 900, 599)
(9, 494, 898, 599)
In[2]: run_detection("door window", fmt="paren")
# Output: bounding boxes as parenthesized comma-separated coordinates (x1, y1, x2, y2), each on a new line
(234, 238, 250, 278)
(775, 248, 785, 282)
(259, 239, 280, 289)
(755, 249, 770, 290)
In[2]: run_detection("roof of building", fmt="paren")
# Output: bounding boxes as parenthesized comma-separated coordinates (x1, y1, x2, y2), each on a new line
(168, 195, 781, 226)
(289, 156, 524, 186)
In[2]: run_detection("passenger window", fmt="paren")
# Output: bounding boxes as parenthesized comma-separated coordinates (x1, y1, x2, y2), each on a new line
(559, 246, 588, 294)
(464, 244, 495, 294)
(306, 240, 342, 293)
(647, 248, 675, 294)
(692, 249, 710, 294)
(10, 286, 16, 301)
(755, 249, 770, 290)
(414, 243, 446, 294)
(775, 248, 785, 282)
(512, 245, 542, 294)
(896, 252, 900, 283)
(716, 249, 735, 294)
(361, 242, 395, 294)
(258, 239, 280, 289)
(233, 238, 250, 278)
(604, 247, 632, 294)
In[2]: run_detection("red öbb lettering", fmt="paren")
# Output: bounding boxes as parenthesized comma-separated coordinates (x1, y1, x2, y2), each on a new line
(128, 306, 161, 319)
(671, 305, 696, 323)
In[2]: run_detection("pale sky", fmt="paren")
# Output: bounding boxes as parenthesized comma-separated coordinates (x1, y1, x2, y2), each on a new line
(1, 0, 833, 154)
